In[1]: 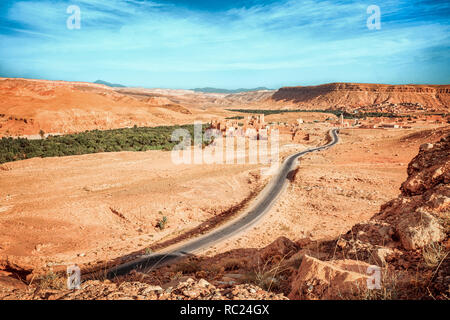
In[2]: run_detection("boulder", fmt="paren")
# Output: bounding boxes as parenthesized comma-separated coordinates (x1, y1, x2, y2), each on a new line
(396, 211, 445, 250)
(288, 255, 371, 300)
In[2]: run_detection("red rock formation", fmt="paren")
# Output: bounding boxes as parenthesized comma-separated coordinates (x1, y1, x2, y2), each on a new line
(271, 83, 450, 112)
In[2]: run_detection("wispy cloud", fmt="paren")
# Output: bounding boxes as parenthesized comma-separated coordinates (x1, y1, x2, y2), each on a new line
(0, 0, 449, 87)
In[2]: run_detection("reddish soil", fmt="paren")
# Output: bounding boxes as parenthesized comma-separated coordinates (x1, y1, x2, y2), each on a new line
(0, 149, 268, 278)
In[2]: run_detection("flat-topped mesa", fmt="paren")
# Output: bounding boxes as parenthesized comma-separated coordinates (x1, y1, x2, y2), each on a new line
(277, 83, 450, 93)
(271, 83, 450, 112)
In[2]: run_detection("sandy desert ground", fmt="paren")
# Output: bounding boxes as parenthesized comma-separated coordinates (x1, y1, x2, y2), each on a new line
(0, 149, 266, 275)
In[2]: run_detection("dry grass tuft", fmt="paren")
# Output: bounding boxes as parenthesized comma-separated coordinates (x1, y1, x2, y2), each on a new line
(244, 256, 289, 292)
(37, 271, 66, 290)
(422, 242, 446, 268)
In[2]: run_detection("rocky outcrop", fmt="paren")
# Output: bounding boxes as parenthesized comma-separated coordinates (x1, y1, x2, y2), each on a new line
(377, 135, 449, 251)
(271, 83, 450, 111)
(396, 211, 445, 250)
(286, 132, 449, 299)
(401, 140, 449, 196)
(288, 255, 370, 300)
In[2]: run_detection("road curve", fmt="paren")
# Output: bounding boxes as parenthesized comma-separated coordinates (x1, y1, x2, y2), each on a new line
(105, 129, 340, 278)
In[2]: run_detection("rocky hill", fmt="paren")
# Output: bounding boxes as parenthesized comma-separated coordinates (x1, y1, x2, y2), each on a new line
(270, 83, 450, 112)
(0, 78, 197, 137)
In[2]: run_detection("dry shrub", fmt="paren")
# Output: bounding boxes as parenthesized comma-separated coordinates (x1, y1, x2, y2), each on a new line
(244, 256, 289, 292)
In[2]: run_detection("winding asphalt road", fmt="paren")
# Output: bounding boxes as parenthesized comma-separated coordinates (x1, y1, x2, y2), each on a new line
(105, 128, 340, 278)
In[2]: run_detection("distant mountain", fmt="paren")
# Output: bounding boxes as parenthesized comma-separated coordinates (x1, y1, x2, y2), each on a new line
(192, 87, 272, 94)
(94, 80, 126, 88)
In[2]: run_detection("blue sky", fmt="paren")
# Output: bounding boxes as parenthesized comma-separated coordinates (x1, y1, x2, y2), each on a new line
(0, 0, 449, 89)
